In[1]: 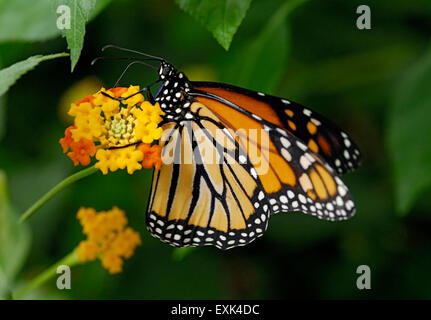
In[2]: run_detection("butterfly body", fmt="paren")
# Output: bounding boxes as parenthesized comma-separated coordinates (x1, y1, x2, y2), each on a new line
(144, 60, 361, 250)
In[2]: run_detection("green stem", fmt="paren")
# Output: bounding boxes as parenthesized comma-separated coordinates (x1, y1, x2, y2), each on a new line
(19, 166, 98, 223)
(13, 250, 80, 300)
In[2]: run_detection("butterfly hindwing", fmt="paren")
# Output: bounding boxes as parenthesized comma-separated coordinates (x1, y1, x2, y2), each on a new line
(264, 127, 356, 220)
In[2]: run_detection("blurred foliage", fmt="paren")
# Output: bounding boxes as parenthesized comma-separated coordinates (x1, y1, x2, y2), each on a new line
(0, 0, 430, 300)
(221, 0, 303, 93)
(0, 171, 30, 298)
(172, 247, 198, 262)
(387, 44, 431, 215)
(0, 53, 68, 145)
(0, 96, 5, 141)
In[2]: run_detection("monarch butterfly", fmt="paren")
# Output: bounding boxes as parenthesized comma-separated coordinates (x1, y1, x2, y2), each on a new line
(97, 45, 361, 250)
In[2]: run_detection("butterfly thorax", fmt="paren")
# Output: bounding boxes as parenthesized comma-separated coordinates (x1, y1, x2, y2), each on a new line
(155, 62, 193, 122)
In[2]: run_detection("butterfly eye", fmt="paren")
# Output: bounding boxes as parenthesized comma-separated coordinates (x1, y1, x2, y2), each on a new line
(162, 66, 171, 76)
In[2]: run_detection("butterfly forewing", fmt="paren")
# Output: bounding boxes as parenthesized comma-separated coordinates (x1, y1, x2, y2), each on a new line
(192, 95, 356, 220)
(191, 81, 361, 175)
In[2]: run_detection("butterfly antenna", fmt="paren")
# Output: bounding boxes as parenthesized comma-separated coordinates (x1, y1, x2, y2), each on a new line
(90, 56, 158, 69)
(102, 45, 165, 62)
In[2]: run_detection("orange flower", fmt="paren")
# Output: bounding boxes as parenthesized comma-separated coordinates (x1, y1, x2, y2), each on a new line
(60, 125, 96, 166)
(138, 144, 162, 170)
(59, 126, 75, 153)
(67, 138, 97, 166)
(108, 87, 128, 98)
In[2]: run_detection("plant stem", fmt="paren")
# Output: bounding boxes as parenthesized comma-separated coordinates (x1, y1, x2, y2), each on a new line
(13, 250, 80, 300)
(19, 166, 98, 223)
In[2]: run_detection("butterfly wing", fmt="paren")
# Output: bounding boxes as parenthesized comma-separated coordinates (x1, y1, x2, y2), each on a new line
(191, 81, 361, 175)
(147, 100, 355, 249)
(147, 102, 271, 249)
(190, 94, 356, 219)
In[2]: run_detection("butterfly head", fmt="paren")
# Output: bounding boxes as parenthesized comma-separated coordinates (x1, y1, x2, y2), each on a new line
(158, 61, 175, 80)
(157, 61, 189, 84)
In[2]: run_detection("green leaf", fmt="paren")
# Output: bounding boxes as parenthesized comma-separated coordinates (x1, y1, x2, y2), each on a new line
(175, 0, 253, 50)
(0, 0, 110, 43)
(0, 171, 31, 298)
(223, 0, 308, 93)
(387, 44, 431, 215)
(53, 0, 96, 71)
(77, 0, 96, 20)
(0, 53, 68, 98)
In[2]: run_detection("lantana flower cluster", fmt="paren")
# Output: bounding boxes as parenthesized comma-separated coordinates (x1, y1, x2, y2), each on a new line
(76, 206, 142, 274)
(60, 86, 164, 174)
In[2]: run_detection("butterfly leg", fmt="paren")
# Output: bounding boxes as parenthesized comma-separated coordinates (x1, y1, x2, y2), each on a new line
(101, 79, 160, 102)
(146, 87, 155, 104)
(101, 88, 147, 101)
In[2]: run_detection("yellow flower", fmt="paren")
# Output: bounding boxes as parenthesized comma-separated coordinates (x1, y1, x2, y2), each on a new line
(135, 122, 163, 144)
(121, 85, 145, 107)
(72, 115, 106, 141)
(68, 102, 92, 118)
(116, 146, 144, 174)
(133, 101, 165, 125)
(101, 251, 124, 274)
(93, 88, 120, 117)
(110, 227, 142, 259)
(94, 149, 120, 175)
(77, 207, 97, 232)
(108, 206, 128, 232)
(77, 240, 98, 261)
(76, 206, 141, 274)
(68, 101, 106, 142)
(95, 145, 144, 175)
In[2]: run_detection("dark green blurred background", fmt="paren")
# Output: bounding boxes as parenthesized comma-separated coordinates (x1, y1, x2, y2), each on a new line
(1, 0, 431, 299)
